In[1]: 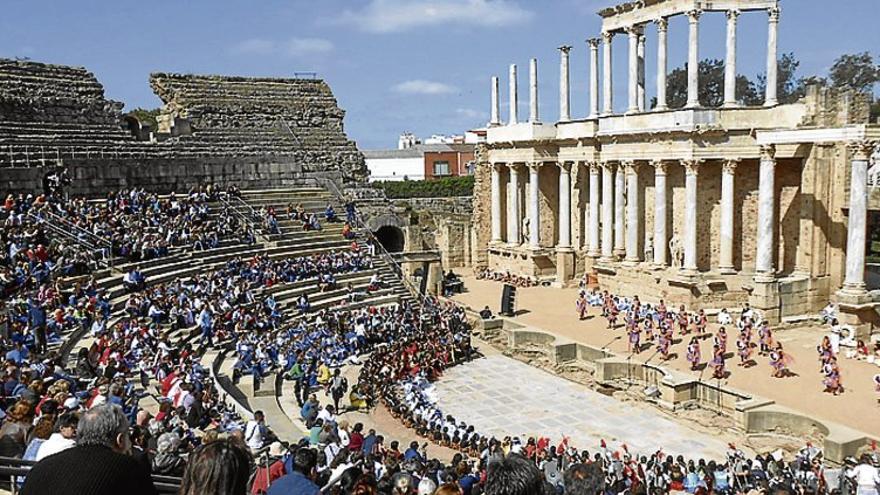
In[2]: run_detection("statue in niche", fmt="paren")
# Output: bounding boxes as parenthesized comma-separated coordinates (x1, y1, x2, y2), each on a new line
(644, 235, 654, 262)
(669, 234, 684, 269)
(521, 217, 530, 245)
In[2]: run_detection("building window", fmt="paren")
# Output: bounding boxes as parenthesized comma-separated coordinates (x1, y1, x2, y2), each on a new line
(433, 161, 450, 176)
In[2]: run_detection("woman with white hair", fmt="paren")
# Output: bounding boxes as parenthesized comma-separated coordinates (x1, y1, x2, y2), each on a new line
(151, 431, 185, 477)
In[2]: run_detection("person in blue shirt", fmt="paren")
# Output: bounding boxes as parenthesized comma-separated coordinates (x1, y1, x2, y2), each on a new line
(404, 441, 425, 463)
(325, 204, 338, 223)
(267, 448, 320, 495)
(5, 342, 27, 365)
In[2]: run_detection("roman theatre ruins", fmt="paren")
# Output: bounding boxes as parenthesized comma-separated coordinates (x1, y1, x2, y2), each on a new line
(473, 0, 880, 331)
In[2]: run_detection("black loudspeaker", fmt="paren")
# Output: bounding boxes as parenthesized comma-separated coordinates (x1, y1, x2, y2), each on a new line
(501, 284, 517, 316)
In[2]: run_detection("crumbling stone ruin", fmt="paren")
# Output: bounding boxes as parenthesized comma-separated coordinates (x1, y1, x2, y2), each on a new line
(0, 58, 368, 196)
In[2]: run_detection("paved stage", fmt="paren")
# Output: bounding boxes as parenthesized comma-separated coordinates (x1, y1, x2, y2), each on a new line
(450, 275, 880, 438)
(432, 354, 731, 459)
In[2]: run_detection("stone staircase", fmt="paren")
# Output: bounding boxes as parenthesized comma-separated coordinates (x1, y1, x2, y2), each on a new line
(51, 186, 416, 440)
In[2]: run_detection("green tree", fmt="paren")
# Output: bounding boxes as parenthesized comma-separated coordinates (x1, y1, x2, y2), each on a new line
(656, 58, 759, 109)
(755, 53, 805, 104)
(828, 52, 880, 93)
(126, 107, 161, 130)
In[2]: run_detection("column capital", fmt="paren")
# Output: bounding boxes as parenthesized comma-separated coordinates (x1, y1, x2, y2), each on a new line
(722, 158, 741, 174)
(726, 9, 741, 20)
(601, 161, 617, 172)
(651, 160, 668, 175)
(586, 38, 601, 49)
(527, 161, 543, 171)
(759, 144, 777, 160)
(686, 9, 702, 22)
(655, 17, 668, 31)
(623, 160, 640, 175)
(491, 162, 506, 171)
(601, 31, 615, 43)
(682, 159, 702, 176)
(587, 161, 601, 173)
(624, 25, 644, 36)
(558, 45, 572, 54)
(768, 5, 781, 23)
(847, 140, 878, 161)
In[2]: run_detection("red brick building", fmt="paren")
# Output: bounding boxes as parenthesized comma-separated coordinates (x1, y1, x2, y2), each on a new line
(423, 144, 475, 179)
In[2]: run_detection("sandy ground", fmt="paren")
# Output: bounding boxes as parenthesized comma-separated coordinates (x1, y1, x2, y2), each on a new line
(450, 275, 880, 438)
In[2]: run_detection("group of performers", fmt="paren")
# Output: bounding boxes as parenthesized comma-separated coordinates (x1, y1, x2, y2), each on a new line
(817, 335, 845, 395)
(578, 290, 799, 382)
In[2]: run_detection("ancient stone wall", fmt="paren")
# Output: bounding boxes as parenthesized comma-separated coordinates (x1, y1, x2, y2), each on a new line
(0, 59, 369, 195)
(470, 144, 492, 269)
(0, 156, 340, 198)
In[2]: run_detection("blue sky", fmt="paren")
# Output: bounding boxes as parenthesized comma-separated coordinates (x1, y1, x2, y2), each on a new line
(1, 0, 877, 149)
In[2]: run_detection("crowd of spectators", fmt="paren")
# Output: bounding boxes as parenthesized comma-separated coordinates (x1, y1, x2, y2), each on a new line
(1, 182, 878, 495)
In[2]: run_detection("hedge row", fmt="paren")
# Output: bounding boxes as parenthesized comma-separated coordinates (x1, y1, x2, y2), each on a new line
(372, 176, 474, 198)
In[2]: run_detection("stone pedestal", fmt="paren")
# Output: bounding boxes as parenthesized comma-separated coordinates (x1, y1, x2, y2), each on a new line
(833, 290, 875, 338)
(556, 248, 575, 285)
(749, 277, 780, 323)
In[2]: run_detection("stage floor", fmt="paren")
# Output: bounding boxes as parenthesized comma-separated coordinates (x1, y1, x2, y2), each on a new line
(450, 275, 880, 438)
(432, 353, 731, 459)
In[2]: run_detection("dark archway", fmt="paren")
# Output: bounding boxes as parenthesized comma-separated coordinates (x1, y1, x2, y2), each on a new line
(375, 225, 405, 253)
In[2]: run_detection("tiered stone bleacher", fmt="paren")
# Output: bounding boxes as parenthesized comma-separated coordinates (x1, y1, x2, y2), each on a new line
(60, 187, 412, 424)
(149, 73, 368, 182)
(0, 59, 143, 165)
(0, 59, 369, 194)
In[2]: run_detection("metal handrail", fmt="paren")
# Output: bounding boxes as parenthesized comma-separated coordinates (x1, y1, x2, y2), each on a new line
(26, 211, 112, 270)
(218, 194, 266, 242)
(314, 177, 426, 304)
(35, 206, 112, 249)
(0, 456, 181, 494)
(232, 194, 284, 237)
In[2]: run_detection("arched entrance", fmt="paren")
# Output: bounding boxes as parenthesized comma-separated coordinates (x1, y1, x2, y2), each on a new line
(374, 225, 405, 253)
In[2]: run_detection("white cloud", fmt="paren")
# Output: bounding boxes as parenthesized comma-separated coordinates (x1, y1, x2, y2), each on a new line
(230, 37, 334, 57)
(393, 80, 457, 95)
(284, 38, 334, 57)
(333, 0, 533, 34)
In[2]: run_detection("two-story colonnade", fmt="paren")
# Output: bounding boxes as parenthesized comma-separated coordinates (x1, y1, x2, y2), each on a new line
(476, 0, 880, 329)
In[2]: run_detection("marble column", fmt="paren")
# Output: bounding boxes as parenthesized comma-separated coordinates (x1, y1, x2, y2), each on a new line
(490, 77, 501, 126)
(491, 163, 503, 243)
(765, 7, 780, 107)
(528, 162, 541, 249)
(683, 160, 701, 273)
(842, 141, 876, 293)
(602, 32, 614, 116)
(529, 58, 539, 123)
(723, 10, 740, 107)
(719, 159, 739, 273)
(588, 39, 600, 119)
(558, 46, 572, 122)
(655, 18, 668, 111)
(686, 10, 702, 109)
(588, 162, 601, 257)
(557, 162, 572, 249)
(509, 64, 518, 125)
(601, 162, 615, 260)
(507, 164, 521, 245)
(625, 161, 641, 262)
(637, 34, 646, 112)
(614, 163, 626, 257)
(626, 26, 640, 114)
(652, 161, 668, 266)
(755, 145, 776, 277)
